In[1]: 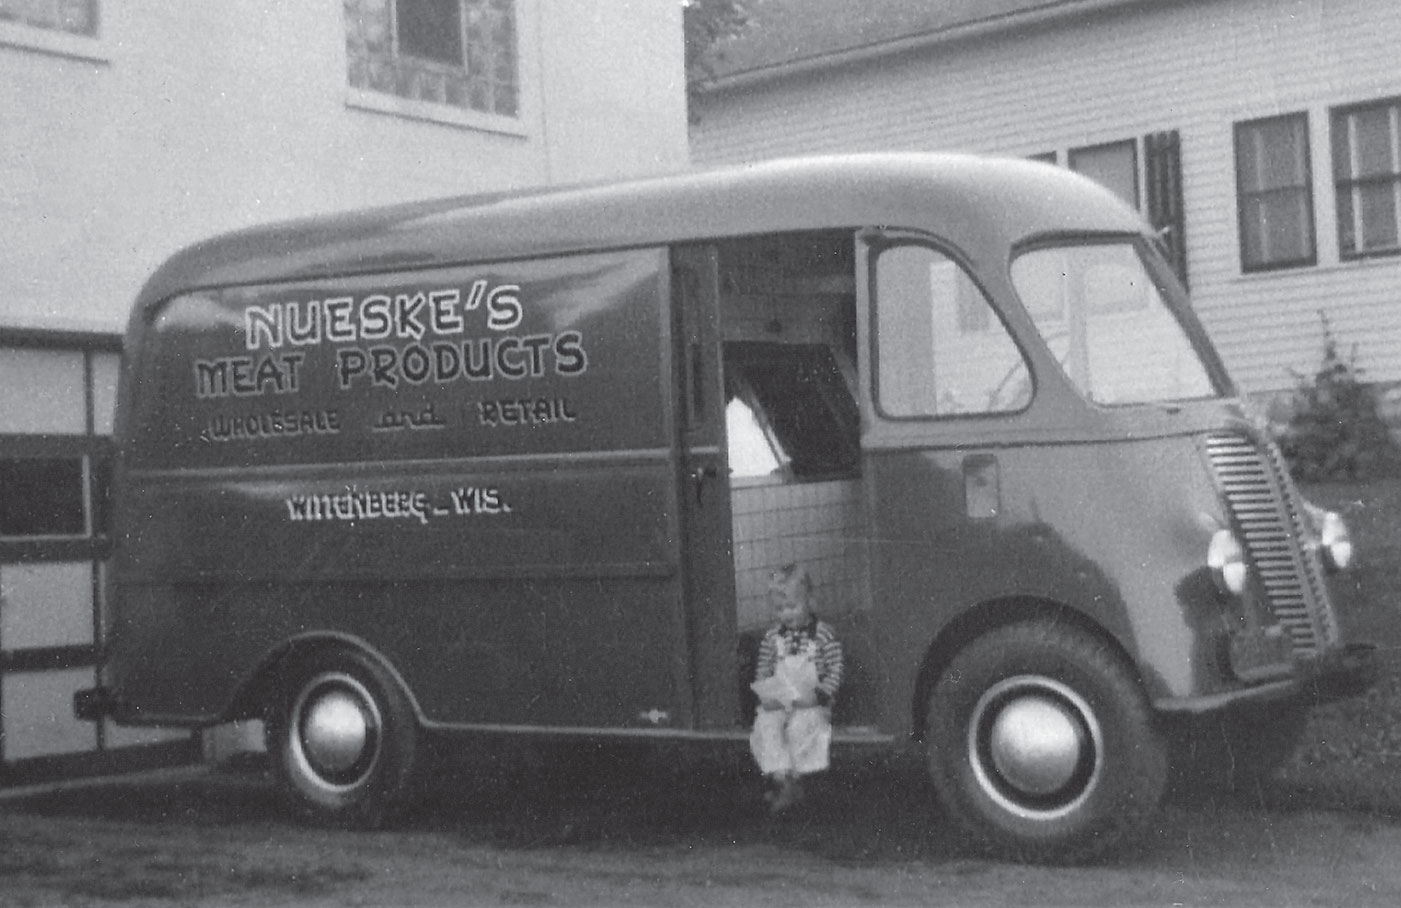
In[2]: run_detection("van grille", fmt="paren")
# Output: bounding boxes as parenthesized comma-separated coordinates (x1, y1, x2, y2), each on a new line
(1204, 432, 1337, 657)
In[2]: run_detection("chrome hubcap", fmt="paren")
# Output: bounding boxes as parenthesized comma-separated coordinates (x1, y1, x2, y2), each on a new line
(290, 672, 381, 790)
(969, 676, 1102, 820)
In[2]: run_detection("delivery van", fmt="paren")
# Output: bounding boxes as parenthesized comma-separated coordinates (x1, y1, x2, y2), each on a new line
(76, 153, 1374, 862)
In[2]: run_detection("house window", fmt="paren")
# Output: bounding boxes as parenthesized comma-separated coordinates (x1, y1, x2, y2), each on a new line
(0, 0, 97, 36)
(1039, 134, 1189, 286)
(1235, 114, 1315, 271)
(345, 0, 518, 118)
(1070, 140, 1139, 209)
(1333, 98, 1401, 259)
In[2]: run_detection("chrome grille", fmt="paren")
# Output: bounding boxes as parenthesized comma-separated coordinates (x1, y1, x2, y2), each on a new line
(1204, 432, 1337, 656)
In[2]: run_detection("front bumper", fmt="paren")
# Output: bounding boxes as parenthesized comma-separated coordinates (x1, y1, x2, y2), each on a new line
(1154, 642, 1378, 715)
(1300, 642, 1379, 703)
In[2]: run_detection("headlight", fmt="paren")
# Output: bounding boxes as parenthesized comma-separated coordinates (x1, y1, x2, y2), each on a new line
(1303, 501, 1354, 572)
(1208, 529, 1249, 596)
(1319, 509, 1353, 572)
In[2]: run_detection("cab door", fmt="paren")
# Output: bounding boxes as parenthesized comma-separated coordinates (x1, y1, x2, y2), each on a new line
(671, 245, 740, 729)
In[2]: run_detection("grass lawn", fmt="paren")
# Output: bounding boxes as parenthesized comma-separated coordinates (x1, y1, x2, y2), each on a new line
(1265, 479, 1401, 815)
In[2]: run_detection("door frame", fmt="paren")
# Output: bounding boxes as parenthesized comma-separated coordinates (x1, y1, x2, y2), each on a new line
(670, 245, 740, 730)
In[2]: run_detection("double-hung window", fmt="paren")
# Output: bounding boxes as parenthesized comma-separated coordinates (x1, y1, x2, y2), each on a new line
(1234, 113, 1316, 272)
(1333, 98, 1401, 259)
(345, 0, 518, 118)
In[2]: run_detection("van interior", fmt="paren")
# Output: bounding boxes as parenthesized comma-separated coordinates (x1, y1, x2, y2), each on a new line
(711, 230, 870, 643)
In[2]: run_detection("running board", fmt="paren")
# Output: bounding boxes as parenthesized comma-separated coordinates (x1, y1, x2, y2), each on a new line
(673, 726, 896, 746)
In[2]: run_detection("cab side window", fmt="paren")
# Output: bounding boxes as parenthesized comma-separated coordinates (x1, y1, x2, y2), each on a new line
(874, 244, 1030, 417)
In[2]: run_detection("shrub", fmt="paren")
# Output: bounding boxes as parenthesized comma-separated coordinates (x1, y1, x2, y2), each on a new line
(1276, 312, 1400, 482)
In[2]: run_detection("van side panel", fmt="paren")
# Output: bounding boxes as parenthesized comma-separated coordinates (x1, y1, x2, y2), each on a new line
(111, 249, 692, 729)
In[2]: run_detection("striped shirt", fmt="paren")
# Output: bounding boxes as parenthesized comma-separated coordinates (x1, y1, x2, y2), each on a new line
(754, 616, 844, 705)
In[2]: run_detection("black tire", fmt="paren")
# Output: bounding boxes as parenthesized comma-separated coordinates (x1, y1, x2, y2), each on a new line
(924, 620, 1168, 864)
(1166, 699, 1309, 801)
(265, 648, 419, 828)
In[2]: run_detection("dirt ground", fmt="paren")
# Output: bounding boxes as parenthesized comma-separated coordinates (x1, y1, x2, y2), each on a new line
(3, 745, 1401, 908)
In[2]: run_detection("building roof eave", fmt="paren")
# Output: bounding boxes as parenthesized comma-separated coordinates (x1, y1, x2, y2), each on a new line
(695, 0, 1163, 95)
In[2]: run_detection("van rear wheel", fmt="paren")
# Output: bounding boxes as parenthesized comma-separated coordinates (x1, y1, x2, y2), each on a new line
(924, 621, 1168, 863)
(266, 648, 419, 827)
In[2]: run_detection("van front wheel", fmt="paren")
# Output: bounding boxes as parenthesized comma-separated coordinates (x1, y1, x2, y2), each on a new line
(924, 621, 1168, 863)
(266, 649, 419, 827)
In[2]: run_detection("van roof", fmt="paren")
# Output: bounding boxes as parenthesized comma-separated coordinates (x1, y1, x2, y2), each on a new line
(133, 152, 1144, 315)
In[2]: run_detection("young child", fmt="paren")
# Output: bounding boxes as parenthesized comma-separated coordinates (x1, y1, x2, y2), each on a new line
(749, 563, 844, 812)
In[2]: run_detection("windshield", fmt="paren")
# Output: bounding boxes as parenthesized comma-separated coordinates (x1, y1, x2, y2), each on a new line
(1009, 241, 1219, 405)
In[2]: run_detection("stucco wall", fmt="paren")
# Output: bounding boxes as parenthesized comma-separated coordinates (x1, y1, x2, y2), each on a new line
(691, 0, 1401, 396)
(0, 0, 688, 335)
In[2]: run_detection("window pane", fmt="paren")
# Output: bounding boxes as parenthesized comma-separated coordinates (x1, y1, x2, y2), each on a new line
(0, 457, 86, 537)
(1357, 182, 1400, 251)
(1011, 242, 1217, 405)
(1350, 107, 1396, 178)
(1070, 141, 1138, 208)
(1250, 120, 1307, 190)
(91, 350, 120, 435)
(1338, 190, 1358, 254)
(876, 246, 1030, 417)
(0, 562, 95, 649)
(347, 0, 392, 48)
(0, 348, 86, 434)
(397, 0, 462, 64)
(1237, 116, 1308, 191)
(1245, 191, 1310, 263)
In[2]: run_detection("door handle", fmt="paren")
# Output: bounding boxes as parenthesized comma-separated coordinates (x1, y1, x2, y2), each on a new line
(690, 463, 719, 505)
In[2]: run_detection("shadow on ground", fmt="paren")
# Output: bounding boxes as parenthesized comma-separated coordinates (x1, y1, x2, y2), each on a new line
(3, 744, 960, 865)
(11, 707, 1400, 868)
